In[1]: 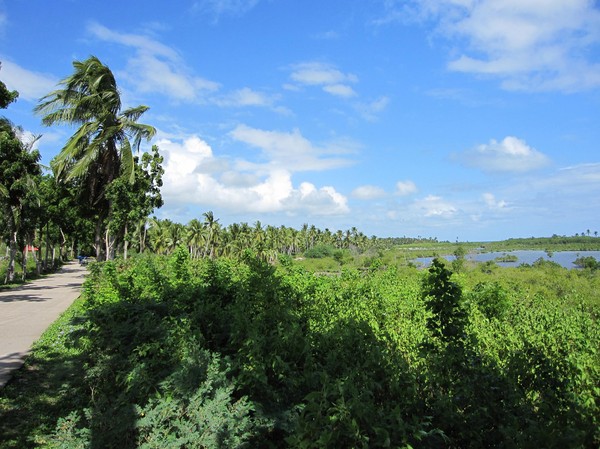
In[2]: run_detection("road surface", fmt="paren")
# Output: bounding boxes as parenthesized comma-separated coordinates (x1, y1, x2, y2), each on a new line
(0, 262, 86, 387)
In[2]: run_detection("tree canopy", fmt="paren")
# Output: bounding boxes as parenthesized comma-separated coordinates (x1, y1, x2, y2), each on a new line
(35, 56, 157, 260)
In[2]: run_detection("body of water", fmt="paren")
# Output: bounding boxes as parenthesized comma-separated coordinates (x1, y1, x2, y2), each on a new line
(414, 250, 600, 269)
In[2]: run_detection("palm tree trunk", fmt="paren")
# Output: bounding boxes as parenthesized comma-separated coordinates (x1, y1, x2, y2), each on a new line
(31, 238, 42, 276)
(123, 224, 129, 260)
(37, 223, 43, 274)
(59, 227, 67, 261)
(5, 231, 17, 284)
(4, 207, 18, 283)
(32, 240, 41, 276)
(105, 228, 116, 261)
(94, 217, 106, 261)
(141, 221, 147, 254)
(44, 222, 50, 270)
(21, 244, 28, 281)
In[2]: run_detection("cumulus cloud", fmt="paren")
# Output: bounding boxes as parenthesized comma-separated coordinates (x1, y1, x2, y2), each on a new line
(458, 136, 550, 173)
(384, 0, 600, 91)
(289, 61, 358, 97)
(289, 183, 349, 215)
(352, 185, 387, 200)
(158, 134, 349, 216)
(230, 124, 355, 172)
(414, 195, 457, 218)
(88, 22, 219, 101)
(0, 60, 57, 102)
(482, 192, 507, 210)
(395, 180, 417, 196)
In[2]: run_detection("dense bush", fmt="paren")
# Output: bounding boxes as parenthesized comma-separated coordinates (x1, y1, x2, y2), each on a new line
(303, 244, 335, 259)
(574, 256, 599, 270)
(2, 250, 599, 448)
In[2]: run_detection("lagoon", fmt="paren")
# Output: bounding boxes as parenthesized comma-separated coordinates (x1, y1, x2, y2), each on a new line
(414, 250, 600, 269)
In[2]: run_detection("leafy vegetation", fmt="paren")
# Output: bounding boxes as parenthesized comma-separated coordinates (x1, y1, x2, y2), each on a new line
(2, 56, 600, 447)
(1, 59, 163, 283)
(494, 253, 519, 263)
(574, 256, 599, 271)
(1, 252, 598, 448)
(35, 56, 156, 261)
(0, 66, 42, 282)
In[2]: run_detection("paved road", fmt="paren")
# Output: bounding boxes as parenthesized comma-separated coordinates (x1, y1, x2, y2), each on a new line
(0, 261, 87, 387)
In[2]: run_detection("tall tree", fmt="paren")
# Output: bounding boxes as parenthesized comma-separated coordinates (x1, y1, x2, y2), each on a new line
(186, 218, 205, 259)
(0, 116, 42, 282)
(0, 64, 18, 109)
(203, 211, 220, 258)
(105, 145, 164, 259)
(35, 56, 156, 260)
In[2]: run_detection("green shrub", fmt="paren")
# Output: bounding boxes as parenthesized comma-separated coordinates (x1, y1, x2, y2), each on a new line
(2, 253, 598, 448)
(467, 281, 511, 320)
(574, 256, 599, 270)
(304, 244, 335, 259)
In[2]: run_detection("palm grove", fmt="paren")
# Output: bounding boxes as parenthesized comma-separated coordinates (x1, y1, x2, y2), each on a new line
(1, 57, 383, 283)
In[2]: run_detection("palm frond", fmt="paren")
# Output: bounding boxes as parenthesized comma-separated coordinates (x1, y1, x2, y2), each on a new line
(119, 138, 135, 184)
(68, 142, 101, 180)
(122, 105, 150, 122)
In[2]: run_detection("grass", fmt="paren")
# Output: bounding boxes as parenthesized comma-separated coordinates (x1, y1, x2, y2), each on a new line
(0, 258, 65, 290)
(0, 297, 88, 448)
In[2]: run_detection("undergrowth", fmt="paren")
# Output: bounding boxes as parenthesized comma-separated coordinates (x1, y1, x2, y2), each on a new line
(1, 250, 598, 448)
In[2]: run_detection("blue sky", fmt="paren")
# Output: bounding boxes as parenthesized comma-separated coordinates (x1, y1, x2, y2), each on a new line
(1, 0, 599, 241)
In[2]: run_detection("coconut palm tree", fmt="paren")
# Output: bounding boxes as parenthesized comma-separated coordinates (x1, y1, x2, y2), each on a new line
(147, 218, 171, 255)
(186, 218, 205, 259)
(35, 56, 156, 260)
(202, 211, 220, 258)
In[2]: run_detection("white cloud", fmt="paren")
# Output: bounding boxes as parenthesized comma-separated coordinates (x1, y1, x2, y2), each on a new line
(213, 87, 275, 107)
(459, 136, 550, 173)
(537, 162, 600, 192)
(394, 0, 600, 91)
(289, 183, 349, 215)
(192, 0, 260, 18)
(313, 30, 341, 40)
(290, 62, 357, 85)
(323, 84, 357, 98)
(414, 195, 458, 218)
(158, 134, 349, 216)
(212, 87, 290, 114)
(0, 60, 57, 102)
(356, 96, 390, 121)
(88, 22, 178, 59)
(395, 180, 417, 196)
(88, 22, 219, 101)
(230, 124, 355, 172)
(482, 192, 507, 210)
(352, 185, 387, 200)
(289, 61, 358, 97)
